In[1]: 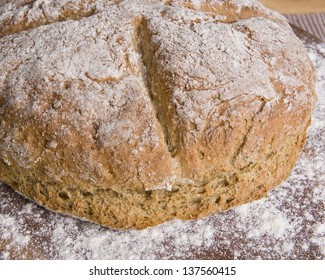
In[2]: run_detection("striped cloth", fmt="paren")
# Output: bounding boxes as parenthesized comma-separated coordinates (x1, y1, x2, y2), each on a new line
(285, 13, 325, 42)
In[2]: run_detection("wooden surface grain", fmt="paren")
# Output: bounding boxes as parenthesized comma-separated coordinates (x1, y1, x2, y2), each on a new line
(260, 0, 325, 14)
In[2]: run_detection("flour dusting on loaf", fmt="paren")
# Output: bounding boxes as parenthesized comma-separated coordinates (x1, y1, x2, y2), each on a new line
(0, 0, 317, 229)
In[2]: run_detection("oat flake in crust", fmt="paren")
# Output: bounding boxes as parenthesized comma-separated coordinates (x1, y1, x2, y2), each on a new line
(0, 0, 317, 229)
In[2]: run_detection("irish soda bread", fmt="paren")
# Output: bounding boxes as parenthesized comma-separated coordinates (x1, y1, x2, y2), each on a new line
(0, 0, 317, 229)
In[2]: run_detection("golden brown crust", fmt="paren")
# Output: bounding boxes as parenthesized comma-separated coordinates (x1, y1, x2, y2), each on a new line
(0, 0, 317, 229)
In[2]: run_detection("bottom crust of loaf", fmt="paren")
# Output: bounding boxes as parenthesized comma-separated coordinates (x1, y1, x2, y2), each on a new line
(0, 126, 308, 229)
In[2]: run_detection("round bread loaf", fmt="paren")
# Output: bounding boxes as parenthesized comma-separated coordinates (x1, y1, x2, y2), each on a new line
(0, 0, 317, 229)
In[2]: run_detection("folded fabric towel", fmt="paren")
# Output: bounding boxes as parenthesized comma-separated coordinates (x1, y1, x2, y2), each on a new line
(285, 13, 325, 42)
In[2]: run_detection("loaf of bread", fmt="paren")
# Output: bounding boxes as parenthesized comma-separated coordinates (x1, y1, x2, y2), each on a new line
(0, 0, 317, 229)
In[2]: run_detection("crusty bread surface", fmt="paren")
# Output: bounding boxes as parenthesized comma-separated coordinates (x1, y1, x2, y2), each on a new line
(0, 0, 317, 229)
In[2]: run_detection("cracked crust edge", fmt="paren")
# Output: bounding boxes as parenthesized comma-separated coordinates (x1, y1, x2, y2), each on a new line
(0, 0, 98, 38)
